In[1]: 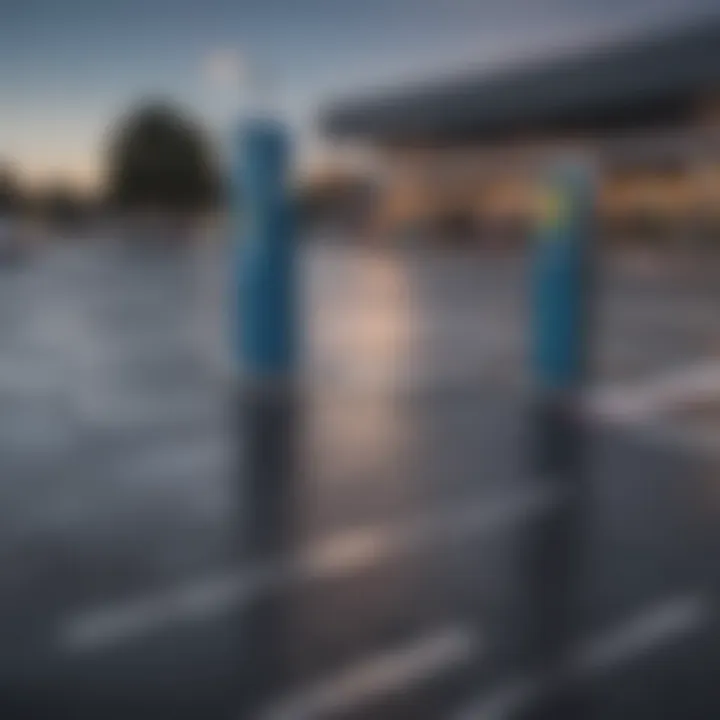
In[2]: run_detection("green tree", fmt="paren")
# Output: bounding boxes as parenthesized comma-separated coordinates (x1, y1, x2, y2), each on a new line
(106, 102, 219, 212)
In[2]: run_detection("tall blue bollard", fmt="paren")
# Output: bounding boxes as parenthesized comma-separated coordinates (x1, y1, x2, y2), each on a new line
(526, 160, 596, 718)
(235, 119, 296, 383)
(531, 162, 595, 394)
(529, 160, 596, 477)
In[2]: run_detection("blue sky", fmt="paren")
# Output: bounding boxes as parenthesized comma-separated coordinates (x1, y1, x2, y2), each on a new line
(2, 0, 718, 189)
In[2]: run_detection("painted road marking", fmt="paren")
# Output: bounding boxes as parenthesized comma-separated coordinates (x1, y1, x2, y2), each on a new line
(590, 359, 720, 423)
(258, 625, 477, 720)
(588, 359, 720, 457)
(455, 677, 544, 720)
(577, 593, 711, 673)
(455, 593, 712, 720)
(60, 483, 558, 652)
(63, 568, 269, 651)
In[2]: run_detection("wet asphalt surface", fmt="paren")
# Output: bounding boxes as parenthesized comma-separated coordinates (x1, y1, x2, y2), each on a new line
(0, 239, 719, 719)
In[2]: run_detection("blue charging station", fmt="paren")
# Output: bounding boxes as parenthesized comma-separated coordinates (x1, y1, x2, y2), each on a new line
(235, 119, 296, 381)
(531, 162, 595, 393)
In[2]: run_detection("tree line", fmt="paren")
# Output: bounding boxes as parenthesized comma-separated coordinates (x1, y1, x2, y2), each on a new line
(1, 100, 222, 223)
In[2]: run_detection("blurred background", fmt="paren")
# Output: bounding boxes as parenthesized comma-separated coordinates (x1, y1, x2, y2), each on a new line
(2, 1, 720, 718)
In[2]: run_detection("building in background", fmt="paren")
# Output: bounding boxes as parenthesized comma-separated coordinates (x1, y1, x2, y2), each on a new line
(322, 19, 720, 245)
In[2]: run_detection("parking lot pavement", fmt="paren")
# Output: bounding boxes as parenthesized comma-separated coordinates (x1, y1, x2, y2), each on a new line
(0, 241, 718, 719)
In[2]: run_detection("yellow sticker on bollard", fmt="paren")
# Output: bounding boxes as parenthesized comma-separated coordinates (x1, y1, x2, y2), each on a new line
(537, 189, 570, 233)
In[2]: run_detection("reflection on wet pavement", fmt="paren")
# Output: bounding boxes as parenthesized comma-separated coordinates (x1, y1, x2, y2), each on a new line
(0, 242, 719, 718)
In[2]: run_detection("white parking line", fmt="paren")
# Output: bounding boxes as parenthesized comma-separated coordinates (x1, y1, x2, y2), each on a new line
(455, 677, 544, 720)
(60, 484, 558, 653)
(577, 593, 711, 674)
(62, 567, 270, 651)
(298, 483, 558, 582)
(587, 359, 720, 457)
(258, 625, 478, 720)
(455, 593, 712, 720)
(590, 359, 720, 423)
